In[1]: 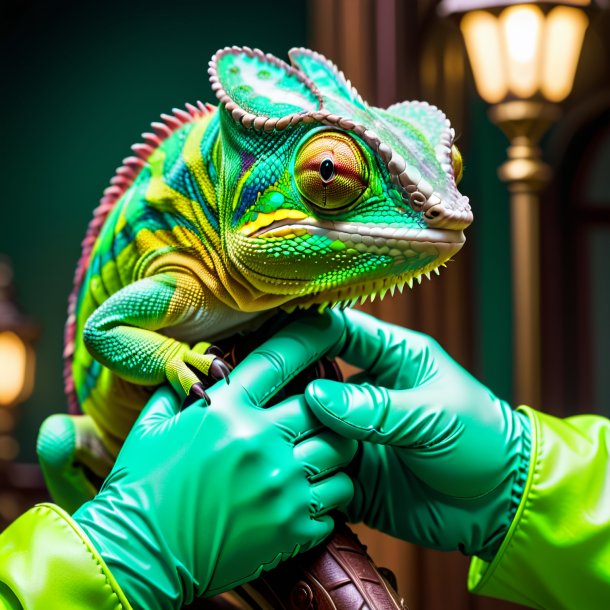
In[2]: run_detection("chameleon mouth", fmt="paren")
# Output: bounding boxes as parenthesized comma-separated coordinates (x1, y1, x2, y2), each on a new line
(254, 218, 465, 248)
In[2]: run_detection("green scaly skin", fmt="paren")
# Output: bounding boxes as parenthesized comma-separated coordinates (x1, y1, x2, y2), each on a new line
(37, 47, 473, 508)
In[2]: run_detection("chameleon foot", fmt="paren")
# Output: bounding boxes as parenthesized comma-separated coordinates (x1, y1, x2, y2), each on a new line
(182, 382, 211, 409)
(168, 342, 232, 407)
(180, 359, 231, 409)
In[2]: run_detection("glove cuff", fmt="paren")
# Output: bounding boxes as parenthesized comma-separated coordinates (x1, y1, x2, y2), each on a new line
(0, 503, 132, 609)
(469, 407, 610, 608)
(476, 408, 532, 560)
(506, 410, 532, 525)
(74, 488, 192, 610)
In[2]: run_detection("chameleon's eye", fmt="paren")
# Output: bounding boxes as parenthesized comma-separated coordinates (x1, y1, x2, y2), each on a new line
(294, 131, 368, 212)
(451, 144, 463, 185)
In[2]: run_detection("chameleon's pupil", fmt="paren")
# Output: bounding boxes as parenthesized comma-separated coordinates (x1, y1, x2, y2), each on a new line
(320, 158, 335, 183)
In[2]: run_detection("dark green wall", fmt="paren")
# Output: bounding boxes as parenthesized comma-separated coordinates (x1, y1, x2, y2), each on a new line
(0, 0, 307, 462)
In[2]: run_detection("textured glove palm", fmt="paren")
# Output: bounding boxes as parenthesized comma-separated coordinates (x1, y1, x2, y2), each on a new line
(74, 313, 356, 609)
(306, 308, 531, 560)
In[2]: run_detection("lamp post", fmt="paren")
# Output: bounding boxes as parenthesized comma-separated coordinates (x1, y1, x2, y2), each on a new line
(0, 257, 38, 462)
(438, 0, 590, 407)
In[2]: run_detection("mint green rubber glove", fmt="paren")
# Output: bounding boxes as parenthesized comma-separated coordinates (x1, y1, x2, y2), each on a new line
(73, 312, 356, 610)
(305, 308, 531, 560)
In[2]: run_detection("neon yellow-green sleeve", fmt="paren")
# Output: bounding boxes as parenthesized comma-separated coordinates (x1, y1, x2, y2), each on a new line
(469, 406, 610, 608)
(0, 503, 132, 610)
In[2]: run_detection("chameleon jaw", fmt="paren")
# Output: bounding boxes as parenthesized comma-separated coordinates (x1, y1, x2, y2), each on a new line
(283, 257, 454, 313)
(232, 229, 463, 312)
(274, 224, 465, 311)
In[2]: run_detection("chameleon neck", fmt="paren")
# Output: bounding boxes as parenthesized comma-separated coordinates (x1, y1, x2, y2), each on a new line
(143, 108, 305, 314)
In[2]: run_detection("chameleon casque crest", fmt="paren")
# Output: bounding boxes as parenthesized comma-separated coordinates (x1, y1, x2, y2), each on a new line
(38, 46, 472, 511)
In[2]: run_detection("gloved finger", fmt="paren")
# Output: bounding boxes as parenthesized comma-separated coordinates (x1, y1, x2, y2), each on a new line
(265, 395, 323, 443)
(306, 379, 434, 448)
(310, 472, 354, 517)
(331, 308, 394, 370)
(131, 385, 182, 433)
(299, 514, 334, 553)
(294, 431, 358, 481)
(228, 310, 345, 409)
(332, 308, 432, 388)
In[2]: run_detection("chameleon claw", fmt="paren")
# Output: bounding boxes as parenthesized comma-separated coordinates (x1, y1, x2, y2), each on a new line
(182, 382, 211, 409)
(210, 359, 232, 385)
(205, 345, 225, 358)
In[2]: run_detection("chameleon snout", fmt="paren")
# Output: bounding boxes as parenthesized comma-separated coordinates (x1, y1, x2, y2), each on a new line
(409, 191, 472, 232)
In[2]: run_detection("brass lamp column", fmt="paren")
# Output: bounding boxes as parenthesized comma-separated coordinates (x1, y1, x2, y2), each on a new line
(490, 100, 559, 406)
(438, 0, 590, 407)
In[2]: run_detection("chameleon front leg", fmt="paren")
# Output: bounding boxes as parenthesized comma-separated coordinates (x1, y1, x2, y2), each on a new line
(83, 270, 230, 404)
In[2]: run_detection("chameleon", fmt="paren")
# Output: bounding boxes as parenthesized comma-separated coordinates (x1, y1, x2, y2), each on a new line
(36, 46, 472, 509)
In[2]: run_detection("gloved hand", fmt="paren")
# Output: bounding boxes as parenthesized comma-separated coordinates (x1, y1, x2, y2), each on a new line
(73, 312, 357, 609)
(306, 308, 531, 561)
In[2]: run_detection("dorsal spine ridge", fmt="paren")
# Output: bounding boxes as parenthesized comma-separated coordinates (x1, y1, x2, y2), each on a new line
(63, 102, 212, 412)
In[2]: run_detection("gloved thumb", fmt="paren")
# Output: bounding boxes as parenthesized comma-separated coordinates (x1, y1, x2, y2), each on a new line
(131, 385, 182, 434)
(305, 379, 402, 445)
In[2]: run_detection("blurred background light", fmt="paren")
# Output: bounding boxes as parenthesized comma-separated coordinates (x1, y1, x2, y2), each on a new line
(457, 1, 590, 104)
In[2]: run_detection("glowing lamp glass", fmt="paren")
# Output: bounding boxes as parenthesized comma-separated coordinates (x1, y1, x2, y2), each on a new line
(459, 3, 589, 104)
(542, 6, 589, 102)
(501, 5, 544, 98)
(460, 11, 507, 103)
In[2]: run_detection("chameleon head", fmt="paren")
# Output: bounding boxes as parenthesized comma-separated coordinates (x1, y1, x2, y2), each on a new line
(209, 47, 473, 309)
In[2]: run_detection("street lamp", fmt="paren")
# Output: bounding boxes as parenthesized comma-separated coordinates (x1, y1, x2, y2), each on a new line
(438, 0, 591, 406)
(456, 2, 589, 104)
(0, 257, 38, 461)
